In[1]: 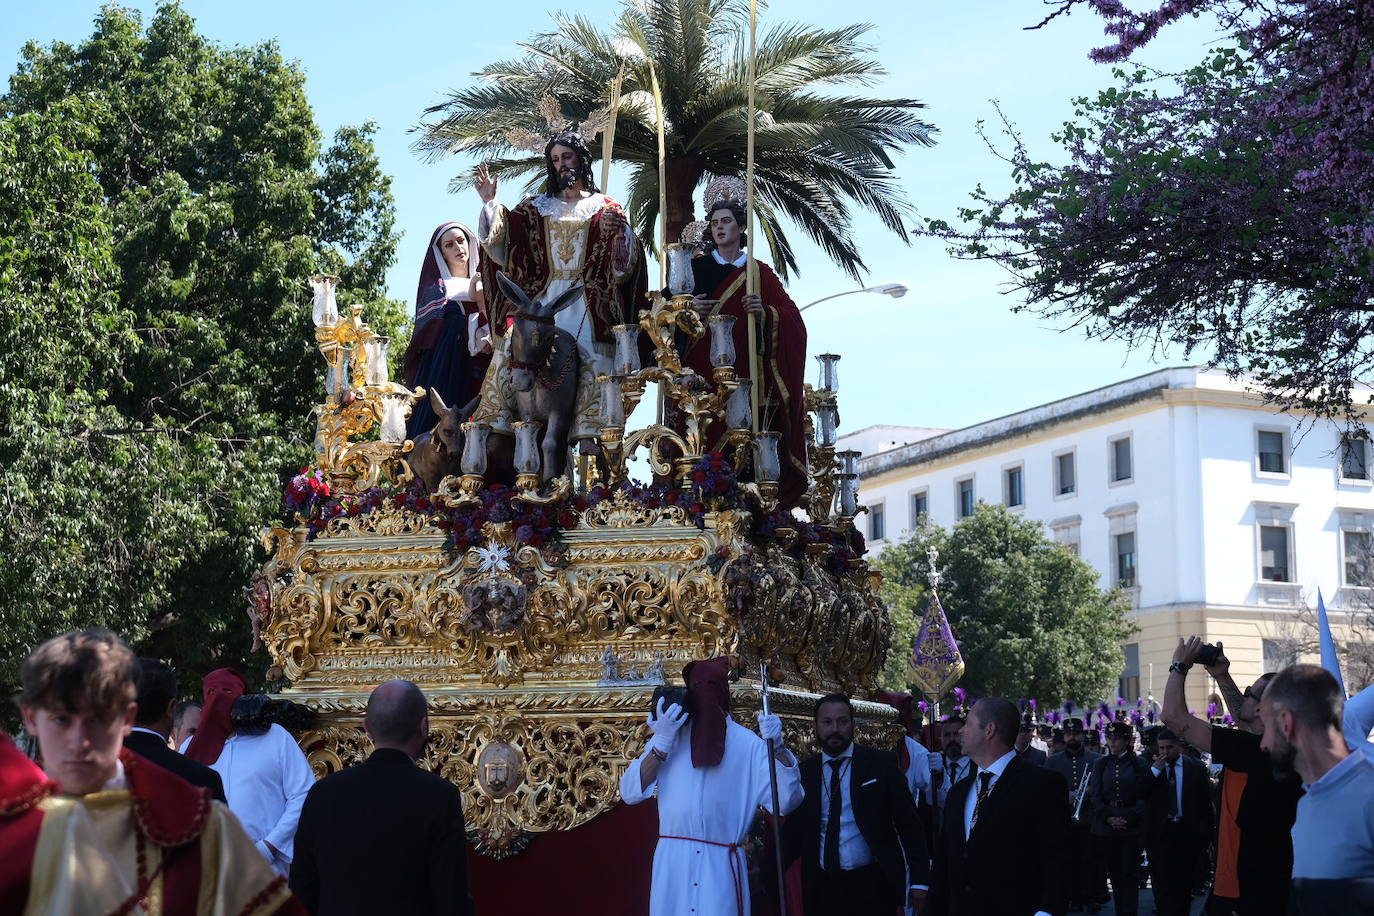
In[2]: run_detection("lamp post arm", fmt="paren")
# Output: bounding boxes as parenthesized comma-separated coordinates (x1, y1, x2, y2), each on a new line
(798, 289, 862, 313)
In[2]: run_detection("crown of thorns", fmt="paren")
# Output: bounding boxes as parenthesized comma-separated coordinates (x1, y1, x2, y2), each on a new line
(504, 95, 613, 156)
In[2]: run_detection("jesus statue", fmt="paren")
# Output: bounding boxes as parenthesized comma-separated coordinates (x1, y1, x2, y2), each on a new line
(471, 130, 648, 463)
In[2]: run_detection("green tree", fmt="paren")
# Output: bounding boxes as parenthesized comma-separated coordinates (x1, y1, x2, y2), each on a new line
(413, 0, 935, 280)
(0, 3, 405, 707)
(875, 504, 1136, 706)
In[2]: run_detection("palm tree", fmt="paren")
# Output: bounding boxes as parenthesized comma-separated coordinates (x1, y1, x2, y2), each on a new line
(412, 0, 936, 281)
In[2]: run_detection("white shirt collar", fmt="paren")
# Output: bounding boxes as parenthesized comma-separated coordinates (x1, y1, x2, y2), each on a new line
(129, 726, 167, 741)
(712, 248, 747, 268)
(980, 750, 1017, 781)
(101, 759, 127, 792)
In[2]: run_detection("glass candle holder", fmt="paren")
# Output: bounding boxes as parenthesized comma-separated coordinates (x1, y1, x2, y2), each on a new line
(512, 421, 542, 476)
(363, 336, 390, 386)
(837, 449, 861, 475)
(379, 393, 409, 444)
(325, 352, 351, 397)
(665, 243, 696, 297)
(815, 402, 838, 447)
(815, 353, 841, 393)
(754, 431, 782, 483)
(612, 324, 641, 376)
(310, 275, 340, 328)
(725, 379, 752, 431)
(599, 375, 625, 428)
(460, 422, 490, 476)
(708, 314, 737, 368)
(836, 472, 859, 516)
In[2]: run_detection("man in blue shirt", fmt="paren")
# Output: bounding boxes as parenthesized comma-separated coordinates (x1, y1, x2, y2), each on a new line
(1261, 664, 1374, 913)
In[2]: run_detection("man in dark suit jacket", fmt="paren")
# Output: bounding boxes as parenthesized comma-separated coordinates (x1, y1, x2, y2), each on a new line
(1090, 721, 1155, 916)
(290, 680, 475, 916)
(123, 658, 226, 801)
(1145, 728, 1213, 916)
(783, 693, 929, 915)
(927, 697, 1072, 916)
(1015, 713, 1049, 766)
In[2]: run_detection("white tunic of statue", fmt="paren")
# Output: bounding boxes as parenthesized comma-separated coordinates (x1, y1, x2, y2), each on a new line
(620, 717, 803, 916)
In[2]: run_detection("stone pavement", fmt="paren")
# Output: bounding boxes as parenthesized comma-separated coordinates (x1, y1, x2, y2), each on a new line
(1094, 886, 1209, 915)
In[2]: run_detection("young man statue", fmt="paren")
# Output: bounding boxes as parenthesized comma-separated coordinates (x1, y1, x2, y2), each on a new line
(2, 629, 301, 915)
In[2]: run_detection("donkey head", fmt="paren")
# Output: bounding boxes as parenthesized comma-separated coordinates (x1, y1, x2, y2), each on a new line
(428, 387, 462, 454)
(497, 271, 582, 392)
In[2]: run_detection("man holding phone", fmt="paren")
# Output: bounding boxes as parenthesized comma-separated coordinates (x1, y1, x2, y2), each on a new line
(1162, 636, 1303, 916)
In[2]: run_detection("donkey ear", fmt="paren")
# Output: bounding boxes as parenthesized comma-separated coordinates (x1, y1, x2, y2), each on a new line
(495, 271, 532, 310)
(545, 284, 583, 317)
(428, 386, 451, 416)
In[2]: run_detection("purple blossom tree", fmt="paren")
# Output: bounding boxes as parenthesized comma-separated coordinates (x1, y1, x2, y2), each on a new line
(928, 1, 1374, 420)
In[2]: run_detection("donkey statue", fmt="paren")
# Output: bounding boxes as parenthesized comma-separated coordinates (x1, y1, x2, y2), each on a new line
(408, 387, 466, 492)
(495, 272, 584, 482)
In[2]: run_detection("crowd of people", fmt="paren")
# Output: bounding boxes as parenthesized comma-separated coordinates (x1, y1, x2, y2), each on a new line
(4, 626, 1372, 915)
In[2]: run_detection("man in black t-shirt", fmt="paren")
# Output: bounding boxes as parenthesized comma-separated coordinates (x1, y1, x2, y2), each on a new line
(1163, 636, 1303, 916)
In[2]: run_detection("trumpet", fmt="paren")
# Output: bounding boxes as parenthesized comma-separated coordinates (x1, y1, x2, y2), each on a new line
(1071, 766, 1092, 822)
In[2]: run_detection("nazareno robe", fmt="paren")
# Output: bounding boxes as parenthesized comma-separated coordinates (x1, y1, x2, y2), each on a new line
(0, 735, 302, 916)
(620, 718, 803, 916)
(679, 252, 808, 509)
(402, 222, 491, 438)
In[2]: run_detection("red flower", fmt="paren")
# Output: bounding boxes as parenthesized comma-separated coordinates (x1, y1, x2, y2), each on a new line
(393, 494, 406, 508)
(455, 536, 470, 551)
(692, 470, 707, 483)
(347, 503, 361, 516)
(713, 478, 730, 494)
(690, 502, 705, 515)
(415, 497, 431, 512)
(558, 510, 578, 528)
(528, 533, 545, 548)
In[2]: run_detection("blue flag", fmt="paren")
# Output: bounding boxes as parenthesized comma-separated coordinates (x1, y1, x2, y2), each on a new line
(1317, 589, 1347, 696)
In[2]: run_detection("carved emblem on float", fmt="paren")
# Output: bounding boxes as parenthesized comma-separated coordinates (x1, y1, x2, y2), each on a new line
(476, 741, 525, 798)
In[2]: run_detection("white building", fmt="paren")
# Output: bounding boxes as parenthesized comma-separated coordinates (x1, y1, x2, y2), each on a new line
(845, 366, 1373, 709)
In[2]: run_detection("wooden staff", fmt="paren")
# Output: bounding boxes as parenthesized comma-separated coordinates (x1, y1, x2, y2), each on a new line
(760, 662, 789, 916)
(745, 0, 762, 435)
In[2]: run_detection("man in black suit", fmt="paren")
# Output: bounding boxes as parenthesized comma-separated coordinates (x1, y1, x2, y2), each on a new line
(784, 693, 929, 916)
(1015, 713, 1049, 766)
(123, 658, 226, 801)
(290, 680, 475, 916)
(1145, 727, 1213, 916)
(927, 696, 1071, 916)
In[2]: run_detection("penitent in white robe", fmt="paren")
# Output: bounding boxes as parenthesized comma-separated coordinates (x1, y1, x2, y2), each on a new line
(620, 717, 803, 916)
(183, 723, 314, 875)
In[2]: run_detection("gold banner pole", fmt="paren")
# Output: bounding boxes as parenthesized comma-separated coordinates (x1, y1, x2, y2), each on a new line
(745, 0, 761, 436)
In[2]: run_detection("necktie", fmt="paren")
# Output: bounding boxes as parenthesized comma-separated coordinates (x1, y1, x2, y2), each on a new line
(1167, 761, 1179, 819)
(970, 771, 993, 833)
(825, 759, 843, 870)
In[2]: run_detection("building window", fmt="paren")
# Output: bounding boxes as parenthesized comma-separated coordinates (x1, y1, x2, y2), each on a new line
(869, 503, 885, 541)
(910, 490, 928, 526)
(1257, 429, 1287, 475)
(1263, 638, 1299, 672)
(1341, 434, 1369, 481)
(1344, 529, 1374, 587)
(956, 478, 975, 518)
(1259, 524, 1291, 581)
(1119, 643, 1141, 702)
(1111, 436, 1133, 482)
(1004, 465, 1024, 508)
(1055, 451, 1076, 496)
(1115, 531, 1137, 588)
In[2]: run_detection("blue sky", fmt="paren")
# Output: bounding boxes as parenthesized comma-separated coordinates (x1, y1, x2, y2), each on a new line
(5, 2, 1226, 432)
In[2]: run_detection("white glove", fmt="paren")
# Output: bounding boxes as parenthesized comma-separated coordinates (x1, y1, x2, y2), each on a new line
(928, 755, 945, 772)
(648, 698, 688, 756)
(757, 712, 784, 744)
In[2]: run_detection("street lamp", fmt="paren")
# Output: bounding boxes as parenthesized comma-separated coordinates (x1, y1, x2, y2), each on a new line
(798, 282, 909, 312)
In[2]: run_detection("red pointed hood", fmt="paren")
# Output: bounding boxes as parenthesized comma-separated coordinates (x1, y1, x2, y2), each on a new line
(184, 668, 247, 765)
(683, 657, 732, 768)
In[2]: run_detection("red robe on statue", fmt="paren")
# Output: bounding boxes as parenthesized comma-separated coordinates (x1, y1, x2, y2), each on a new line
(680, 253, 808, 509)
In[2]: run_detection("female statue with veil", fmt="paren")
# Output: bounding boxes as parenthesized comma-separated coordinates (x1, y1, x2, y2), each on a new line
(402, 222, 492, 438)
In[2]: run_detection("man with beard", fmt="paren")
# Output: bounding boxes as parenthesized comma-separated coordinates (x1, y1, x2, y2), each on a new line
(1260, 665, 1374, 912)
(784, 694, 928, 916)
(620, 656, 800, 915)
(1088, 720, 1155, 916)
(678, 181, 808, 508)
(1163, 636, 1303, 916)
(473, 133, 647, 469)
(1015, 712, 1049, 765)
(1146, 728, 1213, 916)
(931, 714, 976, 831)
(1046, 717, 1105, 913)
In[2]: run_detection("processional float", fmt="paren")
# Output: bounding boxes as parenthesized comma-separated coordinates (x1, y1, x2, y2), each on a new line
(251, 269, 897, 860)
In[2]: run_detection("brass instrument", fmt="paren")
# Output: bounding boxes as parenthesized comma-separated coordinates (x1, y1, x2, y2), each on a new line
(1071, 764, 1093, 822)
